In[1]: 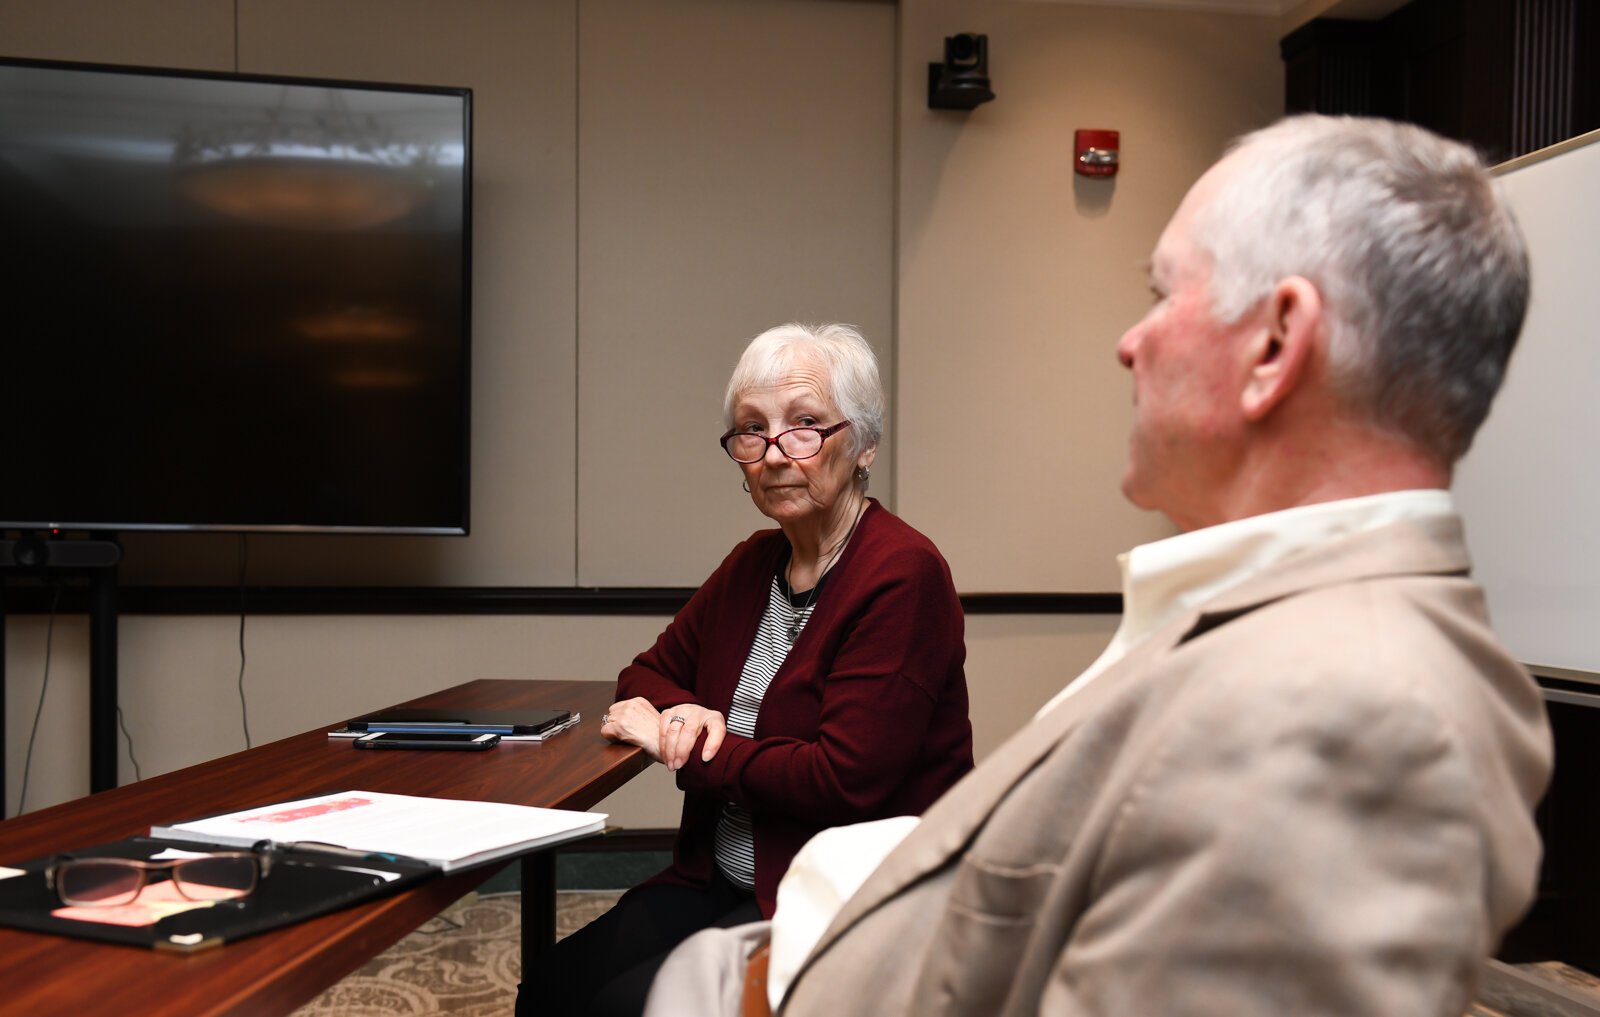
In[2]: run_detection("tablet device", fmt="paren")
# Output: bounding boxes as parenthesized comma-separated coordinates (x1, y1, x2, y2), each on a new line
(353, 731, 501, 751)
(345, 707, 572, 736)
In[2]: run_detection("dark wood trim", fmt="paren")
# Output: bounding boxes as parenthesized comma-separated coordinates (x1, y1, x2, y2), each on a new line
(562, 827, 677, 854)
(0, 584, 1122, 616)
(960, 592, 1122, 614)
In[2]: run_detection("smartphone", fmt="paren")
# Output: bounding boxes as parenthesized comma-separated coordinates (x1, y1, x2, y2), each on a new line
(353, 731, 501, 751)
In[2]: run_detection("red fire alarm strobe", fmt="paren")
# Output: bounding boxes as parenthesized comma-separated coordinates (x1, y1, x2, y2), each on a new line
(1075, 129, 1119, 177)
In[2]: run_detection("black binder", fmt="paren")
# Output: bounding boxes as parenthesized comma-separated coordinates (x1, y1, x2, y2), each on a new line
(0, 836, 436, 952)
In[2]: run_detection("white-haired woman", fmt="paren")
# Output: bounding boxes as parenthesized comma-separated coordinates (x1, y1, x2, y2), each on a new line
(518, 323, 973, 1017)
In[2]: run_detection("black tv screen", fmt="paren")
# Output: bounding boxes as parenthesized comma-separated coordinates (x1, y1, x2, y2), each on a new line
(0, 58, 470, 534)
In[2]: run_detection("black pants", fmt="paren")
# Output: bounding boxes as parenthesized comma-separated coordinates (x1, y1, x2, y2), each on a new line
(516, 873, 761, 1017)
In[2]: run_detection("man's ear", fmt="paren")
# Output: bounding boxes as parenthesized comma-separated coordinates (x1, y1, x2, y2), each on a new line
(1241, 276, 1323, 422)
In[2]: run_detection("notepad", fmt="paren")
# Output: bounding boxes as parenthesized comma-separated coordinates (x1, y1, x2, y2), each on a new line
(150, 790, 607, 872)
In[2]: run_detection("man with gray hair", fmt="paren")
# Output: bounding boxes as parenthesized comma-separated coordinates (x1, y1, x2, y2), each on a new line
(643, 114, 1553, 1017)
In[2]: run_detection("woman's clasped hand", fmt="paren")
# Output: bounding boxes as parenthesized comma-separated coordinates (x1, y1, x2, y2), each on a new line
(602, 697, 727, 771)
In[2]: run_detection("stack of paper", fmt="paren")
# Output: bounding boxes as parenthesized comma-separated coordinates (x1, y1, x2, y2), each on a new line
(151, 790, 606, 872)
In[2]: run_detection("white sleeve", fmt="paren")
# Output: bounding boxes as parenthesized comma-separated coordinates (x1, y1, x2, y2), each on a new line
(768, 815, 921, 1012)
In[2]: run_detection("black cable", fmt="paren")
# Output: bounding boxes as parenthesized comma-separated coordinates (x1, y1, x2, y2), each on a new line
(117, 705, 143, 783)
(17, 582, 61, 815)
(238, 534, 252, 748)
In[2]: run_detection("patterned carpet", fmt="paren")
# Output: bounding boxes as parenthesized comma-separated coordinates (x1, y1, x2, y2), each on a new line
(292, 891, 621, 1017)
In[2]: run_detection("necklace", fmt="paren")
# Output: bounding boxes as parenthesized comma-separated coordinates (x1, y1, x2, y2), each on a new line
(786, 500, 867, 644)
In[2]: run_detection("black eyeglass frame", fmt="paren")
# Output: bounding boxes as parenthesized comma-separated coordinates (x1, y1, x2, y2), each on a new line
(45, 845, 277, 908)
(719, 421, 853, 464)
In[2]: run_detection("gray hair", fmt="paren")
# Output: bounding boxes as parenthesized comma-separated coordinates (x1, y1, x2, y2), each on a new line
(1193, 114, 1530, 464)
(723, 322, 884, 458)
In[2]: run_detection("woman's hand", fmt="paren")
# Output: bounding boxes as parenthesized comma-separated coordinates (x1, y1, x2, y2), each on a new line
(601, 697, 667, 763)
(601, 698, 726, 769)
(657, 704, 727, 772)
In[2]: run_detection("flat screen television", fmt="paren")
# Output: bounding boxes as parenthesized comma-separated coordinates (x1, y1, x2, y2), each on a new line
(0, 58, 471, 534)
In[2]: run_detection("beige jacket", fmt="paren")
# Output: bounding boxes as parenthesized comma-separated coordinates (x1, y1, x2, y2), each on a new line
(651, 515, 1552, 1017)
(774, 521, 1548, 1010)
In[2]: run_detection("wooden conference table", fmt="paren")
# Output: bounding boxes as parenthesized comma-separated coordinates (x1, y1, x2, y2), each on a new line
(0, 679, 648, 1017)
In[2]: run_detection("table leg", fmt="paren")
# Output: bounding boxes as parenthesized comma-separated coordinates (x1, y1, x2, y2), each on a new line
(521, 851, 557, 977)
(89, 562, 119, 794)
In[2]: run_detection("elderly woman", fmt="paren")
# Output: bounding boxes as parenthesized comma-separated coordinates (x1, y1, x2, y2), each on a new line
(518, 322, 972, 1017)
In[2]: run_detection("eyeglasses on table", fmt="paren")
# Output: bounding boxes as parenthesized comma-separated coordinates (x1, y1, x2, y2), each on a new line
(45, 846, 276, 908)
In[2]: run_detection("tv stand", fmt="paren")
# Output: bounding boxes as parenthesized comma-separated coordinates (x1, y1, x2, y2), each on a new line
(0, 534, 121, 817)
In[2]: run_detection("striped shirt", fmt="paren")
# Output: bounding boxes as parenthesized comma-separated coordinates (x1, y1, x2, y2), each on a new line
(712, 566, 827, 890)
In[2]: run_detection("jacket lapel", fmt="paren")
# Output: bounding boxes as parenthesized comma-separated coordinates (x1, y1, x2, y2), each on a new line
(796, 609, 1187, 973)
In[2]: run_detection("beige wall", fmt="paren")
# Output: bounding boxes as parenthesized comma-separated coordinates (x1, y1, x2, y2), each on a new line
(2, 0, 1281, 819)
(575, 0, 897, 586)
(2, 610, 1115, 826)
(896, 0, 1281, 590)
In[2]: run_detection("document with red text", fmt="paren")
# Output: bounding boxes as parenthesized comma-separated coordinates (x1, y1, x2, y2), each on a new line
(151, 790, 606, 872)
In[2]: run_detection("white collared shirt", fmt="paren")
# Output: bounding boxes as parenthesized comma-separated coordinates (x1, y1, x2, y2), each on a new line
(766, 489, 1460, 1011)
(1037, 487, 1457, 715)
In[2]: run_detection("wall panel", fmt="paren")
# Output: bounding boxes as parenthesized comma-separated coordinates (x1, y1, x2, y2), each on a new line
(0, 0, 232, 69)
(575, 0, 897, 586)
(897, 0, 1282, 591)
(3, 608, 1117, 824)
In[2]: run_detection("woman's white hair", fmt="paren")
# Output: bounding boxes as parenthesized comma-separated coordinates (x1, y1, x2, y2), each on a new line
(1193, 114, 1530, 464)
(723, 322, 884, 458)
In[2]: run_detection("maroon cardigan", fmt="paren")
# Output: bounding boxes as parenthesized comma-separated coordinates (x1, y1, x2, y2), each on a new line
(616, 500, 973, 916)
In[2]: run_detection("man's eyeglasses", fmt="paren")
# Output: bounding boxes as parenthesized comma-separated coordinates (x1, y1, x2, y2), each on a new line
(45, 848, 275, 908)
(720, 421, 852, 464)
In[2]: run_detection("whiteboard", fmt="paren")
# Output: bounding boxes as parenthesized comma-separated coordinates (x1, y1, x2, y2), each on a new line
(1455, 130, 1600, 675)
